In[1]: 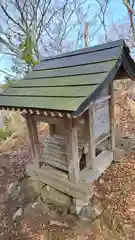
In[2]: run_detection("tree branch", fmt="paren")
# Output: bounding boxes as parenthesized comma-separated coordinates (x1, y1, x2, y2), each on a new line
(0, 4, 26, 33)
(123, 0, 135, 16)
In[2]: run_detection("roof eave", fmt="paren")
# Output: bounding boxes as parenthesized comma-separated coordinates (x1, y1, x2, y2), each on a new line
(122, 47, 135, 80)
(72, 55, 123, 118)
(73, 47, 135, 118)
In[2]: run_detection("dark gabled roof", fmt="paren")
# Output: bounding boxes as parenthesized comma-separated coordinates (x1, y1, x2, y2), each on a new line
(0, 39, 135, 117)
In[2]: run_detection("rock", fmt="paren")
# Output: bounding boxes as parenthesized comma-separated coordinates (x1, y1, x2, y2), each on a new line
(18, 177, 42, 204)
(129, 207, 135, 212)
(24, 201, 50, 218)
(103, 226, 117, 240)
(41, 186, 71, 214)
(12, 208, 23, 221)
(92, 198, 103, 217)
(7, 181, 20, 197)
(73, 199, 88, 215)
(113, 147, 125, 162)
(69, 200, 76, 215)
(90, 219, 102, 233)
(24, 177, 44, 194)
(116, 137, 130, 151)
(122, 224, 132, 237)
(50, 220, 68, 228)
(78, 204, 96, 221)
(99, 178, 104, 184)
(78, 198, 103, 221)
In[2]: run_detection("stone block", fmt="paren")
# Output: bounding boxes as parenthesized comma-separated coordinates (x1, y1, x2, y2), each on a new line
(41, 185, 71, 214)
(78, 204, 96, 221)
(113, 147, 125, 162)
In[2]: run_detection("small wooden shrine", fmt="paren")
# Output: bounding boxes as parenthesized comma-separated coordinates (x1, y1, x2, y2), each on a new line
(0, 40, 135, 201)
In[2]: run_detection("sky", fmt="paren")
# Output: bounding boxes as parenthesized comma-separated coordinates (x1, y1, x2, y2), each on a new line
(0, 0, 128, 82)
(107, 0, 127, 22)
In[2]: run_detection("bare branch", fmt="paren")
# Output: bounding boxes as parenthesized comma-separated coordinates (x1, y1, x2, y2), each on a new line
(96, 0, 108, 42)
(123, 0, 135, 16)
(0, 69, 13, 77)
(0, 4, 26, 33)
(0, 36, 22, 57)
(122, 0, 135, 40)
(15, 0, 28, 29)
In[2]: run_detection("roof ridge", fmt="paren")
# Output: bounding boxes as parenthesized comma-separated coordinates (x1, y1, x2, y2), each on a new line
(40, 39, 125, 63)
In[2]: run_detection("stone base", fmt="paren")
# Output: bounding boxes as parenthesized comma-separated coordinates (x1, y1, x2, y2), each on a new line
(116, 136, 135, 151)
(41, 185, 71, 214)
(113, 147, 125, 162)
(19, 177, 103, 220)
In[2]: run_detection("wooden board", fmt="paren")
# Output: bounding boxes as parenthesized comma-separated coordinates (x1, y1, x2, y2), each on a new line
(95, 133, 110, 146)
(80, 151, 113, 182)
(94, 100, 110, 139)
(13, 73, 107, 88)
(34, 47, 121, 71)
(41, 157, 68, 172)
(0, 95, 85, 111)
(26, 164, 93, 201)
(26, 60, 116, 79)
(2, 85, 98, 98)
(39, 39, 124, 62)
(42, 135, 67, 172)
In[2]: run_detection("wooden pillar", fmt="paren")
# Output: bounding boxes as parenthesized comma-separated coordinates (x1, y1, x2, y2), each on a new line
(31, 116, 41, 166)
(65, 118, 80, 183)
(87, 103, 96, 168)
(25, 113, 40, 166)
(109, 81, 115, 151)
(25, 114, 35, 158)
(84, 103, 96, 169)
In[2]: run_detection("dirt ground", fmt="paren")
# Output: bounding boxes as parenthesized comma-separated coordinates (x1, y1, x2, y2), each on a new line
(1, 132, 135, 239)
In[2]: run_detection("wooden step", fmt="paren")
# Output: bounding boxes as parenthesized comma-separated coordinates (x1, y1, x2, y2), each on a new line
(80, 150, 113, 182)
